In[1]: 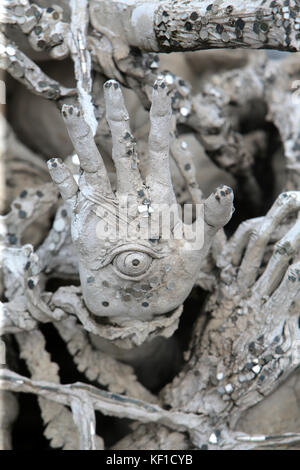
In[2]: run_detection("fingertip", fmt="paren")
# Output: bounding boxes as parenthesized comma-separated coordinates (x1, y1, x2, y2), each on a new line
(104, 80, 128, 121)
(212, 185, 234, 205)
(103, 80, 122, 102)
(104, 79, 120, 90)
(205, 185, 234, 229)
(47, 158, 68, 183)
(61, 104, 81, 120)
(151, 78, 171, 116)
(153, 78, 167, 92)
(47, 157, 78, 201)
(47, 157, 63, 170)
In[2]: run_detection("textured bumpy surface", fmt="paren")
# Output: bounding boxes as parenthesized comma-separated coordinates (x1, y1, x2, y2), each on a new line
(162, 191, 300, 448)
(1, 0, 300, 452)
(48, 78, 234, 321)
(153, 0, 300, 52)
(88, 0, 300, 53)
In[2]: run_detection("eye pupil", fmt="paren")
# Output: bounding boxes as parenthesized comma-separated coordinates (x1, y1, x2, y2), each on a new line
(113, 251, 152, 277)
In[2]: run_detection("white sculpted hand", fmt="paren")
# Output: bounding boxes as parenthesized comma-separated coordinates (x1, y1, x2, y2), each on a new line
(48, 79, 234, 321)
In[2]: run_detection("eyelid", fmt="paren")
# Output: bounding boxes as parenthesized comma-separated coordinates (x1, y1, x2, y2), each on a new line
(92, 243, 164, 270)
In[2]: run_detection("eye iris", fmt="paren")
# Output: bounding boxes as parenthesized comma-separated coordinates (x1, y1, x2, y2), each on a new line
(113, 251, 152, 277)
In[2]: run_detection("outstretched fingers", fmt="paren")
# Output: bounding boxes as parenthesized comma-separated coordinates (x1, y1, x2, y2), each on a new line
(146, 79, 176, 206)
(228, 217, 263, 266)
(238, 191, 300, 289)
(255, 217, 300, 297)
(47, 158, 78, 205)
(62, 104, 112, 194)
(103, 80, 143, 197)
(263, 260, 300, 316)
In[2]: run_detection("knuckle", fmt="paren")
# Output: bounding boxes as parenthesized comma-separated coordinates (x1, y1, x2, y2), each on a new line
(274, 240, 293, 256)
(249, 228, 260, 242)
(287, 265, 300, 283)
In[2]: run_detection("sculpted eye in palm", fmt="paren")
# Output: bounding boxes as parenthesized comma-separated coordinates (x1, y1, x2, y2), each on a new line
(48, 79, 234, 321)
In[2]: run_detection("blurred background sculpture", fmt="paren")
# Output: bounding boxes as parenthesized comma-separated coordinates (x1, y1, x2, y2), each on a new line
(1, 0, 300, 450)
